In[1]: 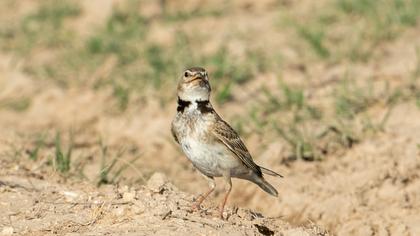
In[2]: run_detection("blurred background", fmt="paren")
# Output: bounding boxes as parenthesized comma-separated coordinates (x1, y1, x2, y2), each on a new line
(0, 0, 419, 234)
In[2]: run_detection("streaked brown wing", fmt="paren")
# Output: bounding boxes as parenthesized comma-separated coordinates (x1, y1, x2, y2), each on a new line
(212, 119, 262, 177)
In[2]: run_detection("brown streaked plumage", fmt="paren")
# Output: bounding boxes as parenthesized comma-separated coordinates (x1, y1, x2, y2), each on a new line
(171, 67, 282, 219)
(212, 119, 262, 176)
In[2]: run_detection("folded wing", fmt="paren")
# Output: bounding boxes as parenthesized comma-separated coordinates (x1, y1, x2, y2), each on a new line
(212, 119, 262, 177)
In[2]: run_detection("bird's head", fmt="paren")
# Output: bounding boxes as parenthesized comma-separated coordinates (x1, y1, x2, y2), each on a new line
(177, 67, 211, 102)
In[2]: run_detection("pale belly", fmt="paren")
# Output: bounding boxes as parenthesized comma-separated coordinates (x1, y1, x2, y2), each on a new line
(180, 137, 243, 177)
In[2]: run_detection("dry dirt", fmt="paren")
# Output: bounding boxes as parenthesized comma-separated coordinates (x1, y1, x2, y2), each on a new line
(0, 168, 326, 235)
(1, 0, 420, 235)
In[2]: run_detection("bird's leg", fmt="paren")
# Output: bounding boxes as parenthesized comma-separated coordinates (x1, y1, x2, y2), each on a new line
(219, 174, 232, 220)
(191, 176, 215, 211)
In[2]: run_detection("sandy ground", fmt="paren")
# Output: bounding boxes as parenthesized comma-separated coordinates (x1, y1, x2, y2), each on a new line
(0, 169, 327, 236)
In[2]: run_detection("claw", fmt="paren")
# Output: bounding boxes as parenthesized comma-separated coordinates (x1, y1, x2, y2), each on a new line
(189, 202, 201, 212)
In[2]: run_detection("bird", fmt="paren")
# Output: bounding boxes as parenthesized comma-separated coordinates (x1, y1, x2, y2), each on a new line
(171, 67, 283, 219)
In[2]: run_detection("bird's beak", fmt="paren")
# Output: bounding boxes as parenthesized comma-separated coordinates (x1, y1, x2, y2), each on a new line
(186, 74, 204, 83)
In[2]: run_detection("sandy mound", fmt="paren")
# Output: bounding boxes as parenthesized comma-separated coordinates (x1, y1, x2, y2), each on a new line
(0, 164, 327, 236)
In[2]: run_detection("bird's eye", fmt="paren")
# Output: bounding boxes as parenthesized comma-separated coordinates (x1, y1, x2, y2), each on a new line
(184, 71, 189, 77)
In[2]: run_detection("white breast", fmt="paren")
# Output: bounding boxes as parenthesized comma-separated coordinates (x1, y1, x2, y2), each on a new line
(173, 102, 243, 177)
(180, 137, 241, 177)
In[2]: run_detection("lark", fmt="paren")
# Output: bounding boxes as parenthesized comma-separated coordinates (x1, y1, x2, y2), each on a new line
(171, 67, 282, 219)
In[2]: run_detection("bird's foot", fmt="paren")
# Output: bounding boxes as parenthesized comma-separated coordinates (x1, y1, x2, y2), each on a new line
(189, 202, 201, 212)
(188, 194, 205, 212)
(219, 212, 225, 220)
(218, 205, 227, 220)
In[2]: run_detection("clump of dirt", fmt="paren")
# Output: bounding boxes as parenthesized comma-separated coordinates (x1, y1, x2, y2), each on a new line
(0, 164, 327, 235)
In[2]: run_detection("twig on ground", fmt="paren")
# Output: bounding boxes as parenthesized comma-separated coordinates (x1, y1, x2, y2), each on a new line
(169, 213, 223, 229)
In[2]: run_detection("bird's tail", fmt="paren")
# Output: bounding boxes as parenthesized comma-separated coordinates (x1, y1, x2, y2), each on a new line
(252, 176, 278, 197)
(260, 166, 283, 178)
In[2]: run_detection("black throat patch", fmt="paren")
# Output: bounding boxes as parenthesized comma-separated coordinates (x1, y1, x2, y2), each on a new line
(177, 97, 212, 114)
(177, 98, 191, 113)
(196, 100, 213, 114)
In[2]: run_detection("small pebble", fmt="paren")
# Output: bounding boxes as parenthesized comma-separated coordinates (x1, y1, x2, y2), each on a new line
(1, 227, 14, 235)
